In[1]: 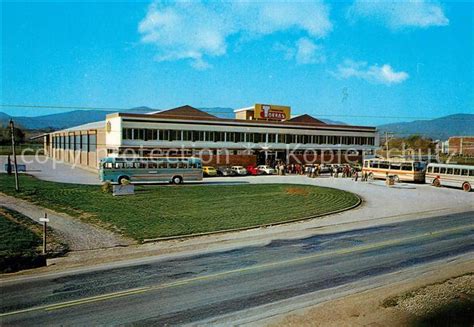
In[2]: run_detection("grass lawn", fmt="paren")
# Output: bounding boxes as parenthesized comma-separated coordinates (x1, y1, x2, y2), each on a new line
(0, 206, 45, 272)
(0, 174, 360, 241)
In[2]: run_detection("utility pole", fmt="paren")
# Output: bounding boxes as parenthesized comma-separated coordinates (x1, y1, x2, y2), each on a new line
(9, 119, 20, 192)
(385, 131, 393, 159)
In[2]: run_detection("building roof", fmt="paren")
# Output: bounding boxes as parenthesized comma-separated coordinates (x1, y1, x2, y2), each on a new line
(55, 121, 105, 133)
(288, 114, 326, 125)
(153, 105, 217, 119)
(109, 105, 376, 132)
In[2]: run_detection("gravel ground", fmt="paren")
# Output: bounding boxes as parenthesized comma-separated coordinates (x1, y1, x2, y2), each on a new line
(0, 193, 134, 251)
(389, 274, 473, 318)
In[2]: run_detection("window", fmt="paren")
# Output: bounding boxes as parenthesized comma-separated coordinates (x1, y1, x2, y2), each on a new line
(191, 131, 204, 142)
(82, 135, 88, 152)
(267, 134, 276, 143)
(434, 167, 440, 173)
(413, 162, 423, 172)
(461, 169, 468, 176)
(159, 130, 169, 141)
(379, 162, 389, 169)
(215, 132, 225, 142)
(446, 168, 453, 175)
(75, 135, 81, 151)
(401, 163, 413, 171)
(427, 166, 433, 173)
(182, 130, 192, 141)
(370, 161, 379, 168)
(440, 167, 446, 174)
(469, 170, 474, 177)
(69, 135, 74, 150)
(453, 168, 461, 175)
(123, 128, 133, 140)
(89, 134, 97, 152)
(390, 164, 401, 171)
(134, 129, 144, 140)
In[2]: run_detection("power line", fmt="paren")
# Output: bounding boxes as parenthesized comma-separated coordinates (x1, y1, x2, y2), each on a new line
(1, 103, 473, 121)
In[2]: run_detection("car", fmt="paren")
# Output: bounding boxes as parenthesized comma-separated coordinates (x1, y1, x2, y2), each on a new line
(217, 166, 236, 176)
(246, 165, 261, 176)
(256, 165, 276, 175)
(231, 166, 248, 175)
(202, 166, 218, 177)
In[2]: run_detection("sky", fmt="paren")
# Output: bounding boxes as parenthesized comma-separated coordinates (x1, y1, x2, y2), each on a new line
(1, 0, 473, 126)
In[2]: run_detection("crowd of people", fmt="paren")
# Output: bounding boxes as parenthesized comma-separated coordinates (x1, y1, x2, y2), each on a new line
(271, 161, 369, 182)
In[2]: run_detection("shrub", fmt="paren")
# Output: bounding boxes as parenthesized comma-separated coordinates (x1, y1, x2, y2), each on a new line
(101, 182, 113, 193)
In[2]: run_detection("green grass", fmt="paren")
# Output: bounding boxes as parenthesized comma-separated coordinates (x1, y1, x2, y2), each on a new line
(0, 207, 42, 256)
(0, 174, 360, 241)
(0, 144, 44, 155)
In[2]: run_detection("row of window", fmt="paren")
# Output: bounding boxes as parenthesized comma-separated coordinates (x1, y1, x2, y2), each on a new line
(104, 161, 201, 170)
(428, 166, 474, 176)
(122, 128, 375, 146)
(365, 161, 423, 171)
(51, 135, 97, 152)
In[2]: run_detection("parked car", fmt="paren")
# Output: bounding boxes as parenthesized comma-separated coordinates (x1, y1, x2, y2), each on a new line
(246, 165, 261, 176)
(217, 166, 236, 176)
(256, 165, 276, 175)
(203, 166, 218, 177)
(231, 166, 248, 175)
(319, 164, 332, 174)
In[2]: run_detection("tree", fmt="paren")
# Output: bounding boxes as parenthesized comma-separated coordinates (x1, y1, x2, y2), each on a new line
(0, 125, 26, 145)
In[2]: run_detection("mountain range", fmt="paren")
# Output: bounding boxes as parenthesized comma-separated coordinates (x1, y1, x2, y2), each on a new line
(1, 108, 472, 140)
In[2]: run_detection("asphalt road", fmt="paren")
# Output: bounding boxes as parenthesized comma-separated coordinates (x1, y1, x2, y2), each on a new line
(1, 211, 473, 326)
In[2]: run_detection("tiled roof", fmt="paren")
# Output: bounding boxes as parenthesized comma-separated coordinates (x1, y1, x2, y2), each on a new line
(288, 114, 326, 125)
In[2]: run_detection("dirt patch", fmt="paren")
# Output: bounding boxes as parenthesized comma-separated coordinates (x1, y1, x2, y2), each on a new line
(285, 187, 310, 196)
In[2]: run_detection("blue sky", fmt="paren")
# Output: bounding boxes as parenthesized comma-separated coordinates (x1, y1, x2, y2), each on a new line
(1, 0, 473, 126)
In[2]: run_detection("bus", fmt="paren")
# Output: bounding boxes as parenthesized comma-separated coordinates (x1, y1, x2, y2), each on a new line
(426, 163, 474, 192)
(99, 157, 203, 184)
(362, 158, 425, 182)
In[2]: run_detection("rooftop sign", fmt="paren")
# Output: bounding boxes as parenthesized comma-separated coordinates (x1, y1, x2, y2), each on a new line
(254, 104, 290, 121)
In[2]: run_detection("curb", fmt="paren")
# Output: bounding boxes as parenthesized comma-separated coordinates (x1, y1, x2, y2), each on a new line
(142, 194, 363, 243)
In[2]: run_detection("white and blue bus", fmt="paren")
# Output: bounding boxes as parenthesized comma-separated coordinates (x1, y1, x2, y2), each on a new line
(99, 157, 203, 185)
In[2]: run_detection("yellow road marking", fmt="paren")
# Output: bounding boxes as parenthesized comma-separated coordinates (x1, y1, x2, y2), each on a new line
(1, 223, 473, 318)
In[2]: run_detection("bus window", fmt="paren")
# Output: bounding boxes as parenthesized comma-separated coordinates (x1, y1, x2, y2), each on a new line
(427, 166, 433, 173)
(168, 162, 178, 169)
(158, 161, 167, 169)
(148, 161, 158, 169)
(177, 161, 186, 169)
(401, 163, 412, 171)
(370, 161, 379, 168)
(446, 168, 453, 174)
(104, 162, 113, 169)
(434, 167, 440, 173)
(364, 161, 369, 168)
(453, 168, 461, 175)
(379, 162, 389, 169)
(390, 164, 401, 170)
(461, 169, 468, 176)
(440, 167, 446, 174)
(470, 170, 474, 177)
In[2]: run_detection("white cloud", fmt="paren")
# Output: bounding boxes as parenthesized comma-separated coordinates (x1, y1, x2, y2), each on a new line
(347, 0, 449, 29)
(275, 37, 325, 64)
(138, 1, 332, 68)
(334, 60, 409, 85)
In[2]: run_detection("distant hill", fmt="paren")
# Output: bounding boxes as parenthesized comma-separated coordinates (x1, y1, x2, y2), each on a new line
(0, 106, 236, 130)
(377, 114, 474, 140)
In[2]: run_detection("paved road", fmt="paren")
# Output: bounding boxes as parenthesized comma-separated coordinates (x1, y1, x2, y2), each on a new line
(1, 211, 473, 326)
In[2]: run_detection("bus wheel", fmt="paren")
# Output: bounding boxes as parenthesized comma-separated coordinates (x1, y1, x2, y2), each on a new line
(393, 175, 400, 183)
(368, 173, 374, 181)
(432, 178, 441, 187)
(462, 182, 472, 192)
(118, 176, 130, 185)
(171, 176, 183, 184)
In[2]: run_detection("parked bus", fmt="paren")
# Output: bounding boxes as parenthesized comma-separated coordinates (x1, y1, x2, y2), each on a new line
(99, 157, 203, 184)
(426, 163, 474, 192)
(362, 158, 425, 182)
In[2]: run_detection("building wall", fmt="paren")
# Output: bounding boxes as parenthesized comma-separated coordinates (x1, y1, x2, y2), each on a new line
(449, 137, 474, 156)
